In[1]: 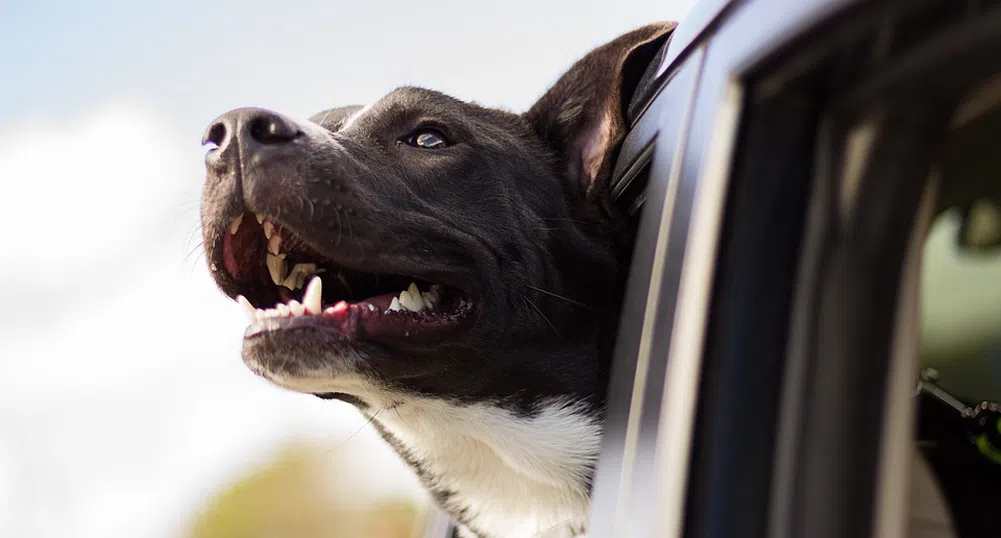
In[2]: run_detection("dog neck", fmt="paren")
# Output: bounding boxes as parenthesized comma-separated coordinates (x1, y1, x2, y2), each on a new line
(371, 397, 601, 538)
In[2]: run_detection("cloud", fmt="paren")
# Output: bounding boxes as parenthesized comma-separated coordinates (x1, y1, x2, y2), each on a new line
(0, 105, 423, 538)
(0, 103, 195, 273)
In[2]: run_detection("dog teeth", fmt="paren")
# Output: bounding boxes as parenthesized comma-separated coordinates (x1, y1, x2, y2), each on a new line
(255, 213, 265, 224)
(229, 215, 244, 235)
(386, 282, 445, 313)
(263, 220, 275, 239)
(291, 263, 317, 276)
(303, 276, 322, 314)
(280, 263, 318, 290)
(423, 284, 442, 309)
(237, 295, 256, 323)
(243, 277, 325, 323)
(268, 233, 282, 255)
(399, 282, 426, 312)
(266, 253, 287, 285)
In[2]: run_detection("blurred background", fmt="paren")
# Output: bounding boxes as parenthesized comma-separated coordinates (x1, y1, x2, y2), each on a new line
(0, 1, 696, 537)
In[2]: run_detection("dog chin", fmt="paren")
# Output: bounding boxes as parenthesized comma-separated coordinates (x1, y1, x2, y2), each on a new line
(241, 329, 377, 395)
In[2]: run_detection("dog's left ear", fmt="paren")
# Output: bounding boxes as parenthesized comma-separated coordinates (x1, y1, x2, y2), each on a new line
(525, 22, 677, 201)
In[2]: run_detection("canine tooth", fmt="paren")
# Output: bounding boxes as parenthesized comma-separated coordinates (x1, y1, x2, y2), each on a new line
(237, 295, 256, 322)
(303, 276, 322, 314)
(288, 300, 305, 317)
(266, 254, 287, 285)
(268, 233, 282, 255)
(281, 273, 299, 290)
(399, 289, 425, 312)
(388, 297, 403, 312)
(229, 215, 244, 235)
(256, 213, 265, 224)
(263, 220, 274, 239)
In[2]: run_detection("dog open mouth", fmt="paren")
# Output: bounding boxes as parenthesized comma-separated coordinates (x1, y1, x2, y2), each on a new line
(220, 212, 474, 342)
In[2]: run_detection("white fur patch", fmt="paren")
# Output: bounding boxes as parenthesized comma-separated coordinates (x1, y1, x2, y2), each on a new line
(248, 348, 601, 537)
(377, 398, 600, 538)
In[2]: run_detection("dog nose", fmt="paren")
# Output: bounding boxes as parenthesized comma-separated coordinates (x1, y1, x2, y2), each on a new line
(202, 107, 300, 169)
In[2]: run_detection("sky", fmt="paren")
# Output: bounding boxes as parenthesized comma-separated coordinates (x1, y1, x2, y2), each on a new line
(0, 1, 697, 537)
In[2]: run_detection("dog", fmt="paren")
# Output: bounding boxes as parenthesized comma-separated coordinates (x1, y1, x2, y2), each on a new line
(199, 22, 677, 538)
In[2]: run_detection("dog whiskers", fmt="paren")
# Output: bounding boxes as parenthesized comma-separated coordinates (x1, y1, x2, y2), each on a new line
(333, 207, 344, 247)
(533, 515, 585, 537)
(394, 407, 413, 429)
(327, 408, 383, 454)
(523, 284, 601, 312)
(522, 295, 559, 335)
(316, 109, 333, 128)
(541, 217, 589, 225)
(184, 241, 205, 264)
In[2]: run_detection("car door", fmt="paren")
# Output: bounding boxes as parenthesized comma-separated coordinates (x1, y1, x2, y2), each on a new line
(591, 1, 1001, 538)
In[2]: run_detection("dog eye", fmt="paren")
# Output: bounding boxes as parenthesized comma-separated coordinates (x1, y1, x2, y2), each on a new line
(406, 129, 449, 149)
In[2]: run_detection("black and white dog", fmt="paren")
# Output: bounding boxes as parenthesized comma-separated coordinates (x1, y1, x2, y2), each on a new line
(200, 23, 676, 538)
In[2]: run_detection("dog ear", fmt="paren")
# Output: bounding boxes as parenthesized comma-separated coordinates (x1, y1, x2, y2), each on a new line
(524, 22, 677, 201)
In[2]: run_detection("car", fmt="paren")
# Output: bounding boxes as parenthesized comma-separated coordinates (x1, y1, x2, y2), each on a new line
(424, 0, 1001, 535)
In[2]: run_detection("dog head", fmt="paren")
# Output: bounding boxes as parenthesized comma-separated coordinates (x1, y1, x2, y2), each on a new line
(200, 23, 675, 415)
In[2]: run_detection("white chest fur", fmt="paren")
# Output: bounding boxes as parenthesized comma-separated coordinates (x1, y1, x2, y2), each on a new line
(374, 398, 602, 538)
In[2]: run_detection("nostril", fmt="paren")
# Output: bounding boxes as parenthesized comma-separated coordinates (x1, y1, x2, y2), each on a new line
(203, 122, 228, 148)
(248, 114, 299, 145)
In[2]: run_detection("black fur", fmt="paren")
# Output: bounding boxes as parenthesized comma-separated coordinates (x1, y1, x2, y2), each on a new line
(199, 23, 677, 535)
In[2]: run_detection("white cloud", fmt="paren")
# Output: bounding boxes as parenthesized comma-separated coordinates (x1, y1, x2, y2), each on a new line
(0, 103, 196, 277)
(0, 105, 424, 538)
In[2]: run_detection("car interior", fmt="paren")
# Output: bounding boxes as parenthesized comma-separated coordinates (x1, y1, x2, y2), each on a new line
(909, 72, 1001, 538)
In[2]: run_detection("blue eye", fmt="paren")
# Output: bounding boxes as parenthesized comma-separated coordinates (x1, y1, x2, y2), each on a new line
(407, 129, 449, 149)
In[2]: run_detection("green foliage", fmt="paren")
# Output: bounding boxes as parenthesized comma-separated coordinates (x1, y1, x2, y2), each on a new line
(185, 444, 420, 538)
